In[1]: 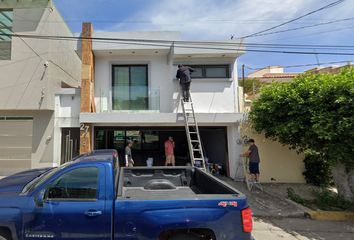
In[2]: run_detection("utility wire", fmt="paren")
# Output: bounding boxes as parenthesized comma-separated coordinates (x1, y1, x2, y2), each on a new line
(48, 60, 80, 82)
(249, 25, 354, 44)
(1, 32, 354, 49)
(241, 0, 345, 38)
(1, 33, 354, 55)
(250, 17, 354, 37)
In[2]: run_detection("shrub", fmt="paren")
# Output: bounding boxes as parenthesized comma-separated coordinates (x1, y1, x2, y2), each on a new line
(311, 188, 353, 211)
(302, 154, 333, 187)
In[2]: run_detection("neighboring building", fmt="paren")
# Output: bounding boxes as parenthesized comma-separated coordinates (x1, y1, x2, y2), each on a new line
(0, 0, 81, 176)
(55, 23, 247, 178)
(247, 65, 300, 82)
(304, 64, 354, 75)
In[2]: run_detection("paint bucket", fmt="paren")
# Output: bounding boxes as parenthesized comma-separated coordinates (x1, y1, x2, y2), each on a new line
(195, 160, 202, 168)
(146, 158, 153, 167)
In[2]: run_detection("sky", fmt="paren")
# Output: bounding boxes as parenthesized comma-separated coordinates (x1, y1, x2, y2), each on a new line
(52, 0, 354, 76)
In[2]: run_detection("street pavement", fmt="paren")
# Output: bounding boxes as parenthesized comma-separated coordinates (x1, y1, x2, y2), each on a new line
(252, 217, 354, 240)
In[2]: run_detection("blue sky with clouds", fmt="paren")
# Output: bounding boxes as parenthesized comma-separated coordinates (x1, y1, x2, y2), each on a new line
(53, 0, 354, 76)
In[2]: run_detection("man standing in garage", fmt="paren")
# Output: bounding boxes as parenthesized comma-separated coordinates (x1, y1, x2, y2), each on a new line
(165, 136, 176, 166)
(125, 140, 135, 167)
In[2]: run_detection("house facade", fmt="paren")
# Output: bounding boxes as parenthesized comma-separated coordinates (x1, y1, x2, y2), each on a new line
(0, 0, 81, 175)
(54, 23, 247, 178)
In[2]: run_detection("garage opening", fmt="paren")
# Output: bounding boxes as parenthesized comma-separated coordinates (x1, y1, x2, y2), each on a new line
(94, 127, 228, 176)
(0, 117, 33, 176)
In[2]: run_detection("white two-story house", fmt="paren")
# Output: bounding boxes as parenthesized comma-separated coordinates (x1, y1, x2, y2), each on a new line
(56, 23, 246, 178)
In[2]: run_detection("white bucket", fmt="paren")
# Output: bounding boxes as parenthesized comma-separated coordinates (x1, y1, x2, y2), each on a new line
(146, 158, 153, 167)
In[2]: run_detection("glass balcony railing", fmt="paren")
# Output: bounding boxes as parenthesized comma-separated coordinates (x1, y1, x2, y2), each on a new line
(100, 86, 160, 113)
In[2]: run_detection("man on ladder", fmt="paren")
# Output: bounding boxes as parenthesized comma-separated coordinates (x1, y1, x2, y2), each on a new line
(176, 64, 196, 102)
(176, 64, 206, 171)
(239, 139, 261, 183)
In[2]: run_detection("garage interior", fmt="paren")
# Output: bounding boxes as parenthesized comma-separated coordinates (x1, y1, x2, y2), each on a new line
(94, 126, 229, 176)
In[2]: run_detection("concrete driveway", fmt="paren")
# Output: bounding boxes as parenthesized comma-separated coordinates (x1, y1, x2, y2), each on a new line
(252, 217, 354, 240)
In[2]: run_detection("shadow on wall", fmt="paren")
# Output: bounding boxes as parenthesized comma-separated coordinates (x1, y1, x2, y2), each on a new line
(13, 8, 46, 32)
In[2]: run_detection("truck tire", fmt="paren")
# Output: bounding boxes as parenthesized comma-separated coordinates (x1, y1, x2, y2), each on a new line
(168, 233, 199, 240)
(0, 231, 11, 240)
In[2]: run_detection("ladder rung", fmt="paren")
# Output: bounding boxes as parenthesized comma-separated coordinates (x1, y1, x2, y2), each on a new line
(194, 158, 204, 160)
(189, 132, 198, 134)
(188, 124, 196, 126)
(193, 149, 201, 151)
(191, 140, 199, 142)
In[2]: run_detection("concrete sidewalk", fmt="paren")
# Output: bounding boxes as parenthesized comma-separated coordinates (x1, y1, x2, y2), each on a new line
(252, 217, 354, 240)
(217, 176, 308, 218)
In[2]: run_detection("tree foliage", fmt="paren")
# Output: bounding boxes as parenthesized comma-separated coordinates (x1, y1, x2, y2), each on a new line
(249, 66, 354, 168)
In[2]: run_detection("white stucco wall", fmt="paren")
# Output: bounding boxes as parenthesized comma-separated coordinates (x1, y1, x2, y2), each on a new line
(54, 88, 81, 166)
(95, 55, 240, 114)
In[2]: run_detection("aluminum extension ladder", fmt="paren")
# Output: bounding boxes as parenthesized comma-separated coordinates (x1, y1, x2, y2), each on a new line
(181, 96, 206, 171)
(234, 157, 262, 191)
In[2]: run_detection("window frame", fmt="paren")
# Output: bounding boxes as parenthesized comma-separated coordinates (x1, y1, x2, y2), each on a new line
(46, 166, 100, 202)
(188, 65, 230, 79)
(111, 65, 149, 110)
(0, 9, 13, 60)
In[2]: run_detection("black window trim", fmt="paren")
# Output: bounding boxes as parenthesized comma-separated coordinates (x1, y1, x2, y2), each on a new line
(111, 65, 149, 110)
(188, 64, 230, 79)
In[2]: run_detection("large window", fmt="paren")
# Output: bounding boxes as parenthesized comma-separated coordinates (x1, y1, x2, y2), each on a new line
(112, 65, 148, 110)
(0, 9, 13, 60)
(48, 167, 99, 200)
(189, 65, 230, 78)
(96, 130, 159, 151)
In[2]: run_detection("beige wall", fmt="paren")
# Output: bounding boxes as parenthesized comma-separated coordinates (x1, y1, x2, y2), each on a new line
(241, 128, 305, 183)
(239, 88, 306, 183)
(248, 66, 283, 78)
(0, 110, 55, 176)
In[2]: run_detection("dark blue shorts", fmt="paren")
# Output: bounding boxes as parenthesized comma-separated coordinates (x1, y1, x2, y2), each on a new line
(249, 162, 260, 174)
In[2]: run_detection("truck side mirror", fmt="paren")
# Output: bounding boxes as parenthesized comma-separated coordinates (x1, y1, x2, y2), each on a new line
(36, 189, 46, 207)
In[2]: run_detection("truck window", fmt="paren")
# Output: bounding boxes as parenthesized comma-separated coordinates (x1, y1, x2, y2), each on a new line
(48, 167, 99, 200)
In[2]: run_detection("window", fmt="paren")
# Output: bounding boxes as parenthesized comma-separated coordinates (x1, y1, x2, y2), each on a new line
(188, 65, 230, 78)
(96, 130, 159, 151)
(112, 65, 148, 110)
(0, 9, 13, 60)
(48, 167, 99, 200)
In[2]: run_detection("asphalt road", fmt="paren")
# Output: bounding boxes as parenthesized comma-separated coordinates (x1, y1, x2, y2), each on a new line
(252, 217, 354, 240)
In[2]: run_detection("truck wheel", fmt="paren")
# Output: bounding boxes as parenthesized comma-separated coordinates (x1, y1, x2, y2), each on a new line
(168, 233, 199, 240)
(0, 231, 11, 240)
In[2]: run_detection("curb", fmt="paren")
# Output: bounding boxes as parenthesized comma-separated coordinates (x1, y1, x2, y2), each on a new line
(304, 210, 354, 221)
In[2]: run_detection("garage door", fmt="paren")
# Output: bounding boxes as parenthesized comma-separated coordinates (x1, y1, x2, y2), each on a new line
(0, 117, 33, 176)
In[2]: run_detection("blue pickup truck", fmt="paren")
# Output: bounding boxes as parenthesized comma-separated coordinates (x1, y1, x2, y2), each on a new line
(0, 150, 252, 240)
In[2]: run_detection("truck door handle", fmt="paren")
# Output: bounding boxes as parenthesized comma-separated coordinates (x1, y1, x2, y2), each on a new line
(84, 210, 102, 217)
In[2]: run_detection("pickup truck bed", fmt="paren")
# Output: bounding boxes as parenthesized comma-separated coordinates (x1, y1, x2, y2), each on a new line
(118, 167, 239, 200)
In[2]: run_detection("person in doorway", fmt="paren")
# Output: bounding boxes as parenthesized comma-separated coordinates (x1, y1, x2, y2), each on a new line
(176, 64, 196, 102)
(125, 140, 135, 167)
(165, 136, 176, 166)
(239, 139, 260, 183)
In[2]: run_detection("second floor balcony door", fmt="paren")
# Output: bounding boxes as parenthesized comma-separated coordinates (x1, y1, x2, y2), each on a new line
(112, 65, 148, 110)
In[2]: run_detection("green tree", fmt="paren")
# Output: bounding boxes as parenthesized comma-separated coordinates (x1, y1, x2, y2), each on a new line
(249, 66, 354, 202)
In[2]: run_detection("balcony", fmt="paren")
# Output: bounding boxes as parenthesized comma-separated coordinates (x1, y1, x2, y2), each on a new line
(100, 86, 160, 113)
